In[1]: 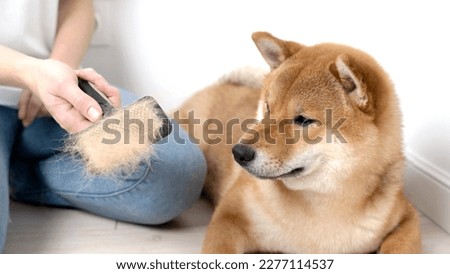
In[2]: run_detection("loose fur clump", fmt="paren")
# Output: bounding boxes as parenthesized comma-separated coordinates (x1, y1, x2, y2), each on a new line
(65, 96, 164, 175)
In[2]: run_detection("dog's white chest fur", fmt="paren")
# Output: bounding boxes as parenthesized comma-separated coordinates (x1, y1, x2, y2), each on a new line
(244, 180, 388, 253)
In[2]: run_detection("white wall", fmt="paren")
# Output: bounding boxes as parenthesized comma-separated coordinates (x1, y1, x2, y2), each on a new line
(85, 0, 450, 231)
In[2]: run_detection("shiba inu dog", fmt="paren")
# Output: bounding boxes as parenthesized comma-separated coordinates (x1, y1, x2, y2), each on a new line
(176, 32, 421, 253)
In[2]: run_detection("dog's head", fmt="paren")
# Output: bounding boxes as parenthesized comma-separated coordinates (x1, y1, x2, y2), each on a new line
(232, 32, 398, 192)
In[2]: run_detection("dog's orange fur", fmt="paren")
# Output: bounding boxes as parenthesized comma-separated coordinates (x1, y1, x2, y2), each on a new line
(177, 32, 421, 253)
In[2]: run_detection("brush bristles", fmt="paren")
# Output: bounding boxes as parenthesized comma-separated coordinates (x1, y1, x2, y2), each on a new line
(65, 96, 164, 175)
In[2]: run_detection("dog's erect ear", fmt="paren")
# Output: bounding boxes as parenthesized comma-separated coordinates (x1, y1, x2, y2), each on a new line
(331, 54, 369, 110)
(252, 32, 303, 70)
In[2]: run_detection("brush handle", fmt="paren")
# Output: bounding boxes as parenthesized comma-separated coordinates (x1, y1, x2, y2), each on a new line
(78, 78, 113, 115)
(78, 78, 172, 140)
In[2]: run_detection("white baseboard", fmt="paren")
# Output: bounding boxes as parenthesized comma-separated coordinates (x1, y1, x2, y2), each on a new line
(405, 153, 450, 234)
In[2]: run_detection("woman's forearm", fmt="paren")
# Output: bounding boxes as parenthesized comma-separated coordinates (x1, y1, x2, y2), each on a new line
(0, 0, 95, 90)
(0, 45, 39, 90)
(50, 0, 95, 68)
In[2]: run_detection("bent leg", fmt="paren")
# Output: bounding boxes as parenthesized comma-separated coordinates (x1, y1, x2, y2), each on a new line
(9, 116, 72, 206)
(37, 122, 206, 224)
(379, 201, 422, 254)
(201, 182, 256, 254)
(0, 107, 20, 251)
(10, 89, 206, 225)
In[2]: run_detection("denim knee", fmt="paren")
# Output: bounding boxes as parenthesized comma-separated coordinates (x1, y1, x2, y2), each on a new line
(124, 129, 207, 225)
(42, 123, 207, 225)
(79, 140, 205, 225)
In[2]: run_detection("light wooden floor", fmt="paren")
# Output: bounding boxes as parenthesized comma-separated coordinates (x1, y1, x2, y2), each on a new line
(4, 200, 450, 254)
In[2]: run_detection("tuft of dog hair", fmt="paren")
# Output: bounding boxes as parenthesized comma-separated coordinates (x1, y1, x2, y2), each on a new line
(217, 66, 267, 90)
(65, 96, 163, 175)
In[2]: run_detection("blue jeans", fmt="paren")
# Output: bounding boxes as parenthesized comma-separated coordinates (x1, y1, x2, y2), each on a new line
(0, 91, 206, 252)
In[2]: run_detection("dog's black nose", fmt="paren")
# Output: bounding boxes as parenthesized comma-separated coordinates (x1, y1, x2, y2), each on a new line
(232, 144, 255, 166)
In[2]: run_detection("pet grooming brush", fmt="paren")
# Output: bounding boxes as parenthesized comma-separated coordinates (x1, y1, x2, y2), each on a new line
(65, 78, 172, 175)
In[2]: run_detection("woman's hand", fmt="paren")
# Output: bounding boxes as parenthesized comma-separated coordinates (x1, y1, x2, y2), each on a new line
(75, 68, 121, 109)
(18, 89, 50, 127)
(27, 59, 121, 133)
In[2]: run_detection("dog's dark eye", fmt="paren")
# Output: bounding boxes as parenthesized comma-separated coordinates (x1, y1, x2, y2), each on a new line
(294, 115, 315, 127)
